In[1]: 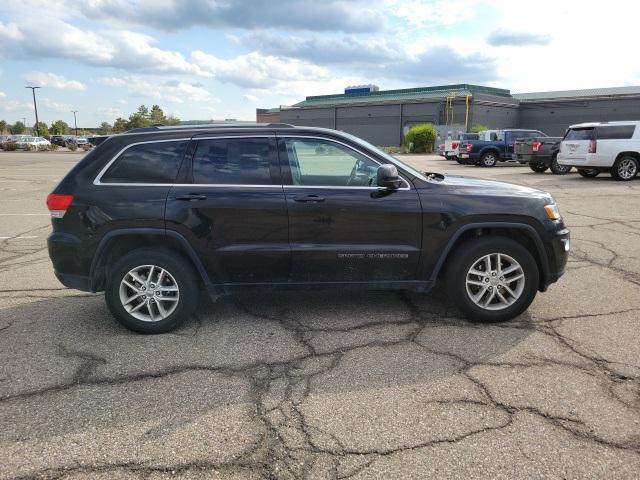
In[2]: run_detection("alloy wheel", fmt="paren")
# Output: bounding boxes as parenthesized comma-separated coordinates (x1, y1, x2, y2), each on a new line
(465, 253, 525, 310)
(118, 265, 180, 322)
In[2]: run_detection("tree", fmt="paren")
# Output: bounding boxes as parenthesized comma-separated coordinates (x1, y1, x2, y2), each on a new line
(98, 122, 112, 135)
(470, 124, 489, 133)
(33, 121, 49, 136)
(112, 117, 128, 133)
(164, 114, 181, 126)
(127, 112, 151, 129)
(136, 105, 149, 118)
(404, 123, 438, 153)
(149, 105, 166, 124)
(50, 120, 69, 135)
(11, 121, 25, 134)
(0, 120, 6, 134)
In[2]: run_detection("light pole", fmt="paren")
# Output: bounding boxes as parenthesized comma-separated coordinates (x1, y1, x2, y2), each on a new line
(71, 110, 78, 137)
(22, 117, 27, 134)
(25, 86, 41, 137)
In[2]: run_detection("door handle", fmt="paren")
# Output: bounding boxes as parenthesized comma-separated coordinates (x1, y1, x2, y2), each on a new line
(175, 193, 207, 201)
(293, 194, 325, 203)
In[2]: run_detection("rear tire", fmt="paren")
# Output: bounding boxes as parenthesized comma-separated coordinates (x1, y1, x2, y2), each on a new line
(611, 156, 639, 181)
(480, 152, 498, 167)
(105, 248, 200, 334)
(549, 154, 572, 175)
(529, 163, 548, 173)
(445, 237, 539, 323)
(577, 168, 600, 178)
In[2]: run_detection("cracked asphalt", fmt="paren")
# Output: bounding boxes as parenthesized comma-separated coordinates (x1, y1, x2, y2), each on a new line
(1, 151, 639, 479)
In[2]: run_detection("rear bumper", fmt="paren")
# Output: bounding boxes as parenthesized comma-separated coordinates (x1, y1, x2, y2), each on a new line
(48, 231, 93, 291)
(557, 153, 613, 168)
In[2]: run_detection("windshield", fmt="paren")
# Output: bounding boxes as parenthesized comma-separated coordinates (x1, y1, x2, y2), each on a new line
(339, 132, 427, 180)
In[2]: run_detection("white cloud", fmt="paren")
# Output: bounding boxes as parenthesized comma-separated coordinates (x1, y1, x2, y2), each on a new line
(242, 94, 259, 102)
(40, 98, 72, 113)
(102, 75, 220, 105)
(23, 72, 87, 90)
(0, 21, 23, 41)
(0, 92, 31, 114)
(97, 107, 124, 121)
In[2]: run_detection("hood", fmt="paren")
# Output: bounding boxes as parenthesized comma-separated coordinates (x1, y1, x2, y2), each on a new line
(422, 174, 554, 203)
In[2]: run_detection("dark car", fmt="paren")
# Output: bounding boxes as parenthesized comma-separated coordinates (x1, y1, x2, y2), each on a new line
(51, 135, 67, 147)
(46, 124, 569, 333)
(514, 137, 569, 174)
(458, 129, 547, 167)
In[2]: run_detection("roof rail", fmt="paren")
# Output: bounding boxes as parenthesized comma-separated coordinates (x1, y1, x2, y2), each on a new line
(126, 122, 294, 133)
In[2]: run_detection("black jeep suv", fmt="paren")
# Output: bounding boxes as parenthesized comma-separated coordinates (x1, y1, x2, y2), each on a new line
(47, 124, 569, 333)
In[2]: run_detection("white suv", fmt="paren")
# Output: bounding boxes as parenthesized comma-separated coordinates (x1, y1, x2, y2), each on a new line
(557, 121, 640, 181)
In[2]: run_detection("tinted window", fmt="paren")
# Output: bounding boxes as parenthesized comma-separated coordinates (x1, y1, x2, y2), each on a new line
(283, 138, 380, 187)
(595, 125, 636, 140)
(565, 128, 595, 141)
(192, 138, 272, 185)
(102, 140, 187, 184)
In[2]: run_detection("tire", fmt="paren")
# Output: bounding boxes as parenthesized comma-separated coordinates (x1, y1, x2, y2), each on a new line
(529, 163, 548, 173)
(105, 248, 200, 334)
(456, 157, 465, 165)
(577, 168, 600, 178)
(549, 154, 572, 175)
(480, 152, 498, 167)
(445, 236, 539, 323)
(611, 155, 639, 181)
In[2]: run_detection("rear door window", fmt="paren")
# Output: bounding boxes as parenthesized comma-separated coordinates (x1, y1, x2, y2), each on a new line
(595, 125, 636, 140)
(564, 128, 595, 141)
(101, 140, 188, 184)
(191, 137, 274, 185)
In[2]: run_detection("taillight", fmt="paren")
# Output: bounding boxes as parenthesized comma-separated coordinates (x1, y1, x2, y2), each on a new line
(463, 143, 472, 151)
(452, 141, 459, 149)
(588, 139, 597, 153)
(46, 194, 74, 218)
(532, 141, 542, 152)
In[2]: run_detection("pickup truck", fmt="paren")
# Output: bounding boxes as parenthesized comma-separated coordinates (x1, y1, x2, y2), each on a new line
(444, 133, 479, 162)
(458, 129, 547, 167)
(514, 137, 570, 174)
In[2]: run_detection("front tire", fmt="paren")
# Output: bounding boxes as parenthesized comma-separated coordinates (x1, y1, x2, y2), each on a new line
(611, 156, 639, 181)
(549, 154, 572, 175)
(577, 168, 600, 178)
(105, 248, 200, 334)
(529, 163, 548, 173)
(480, 152, 498, 167)
(445, 237, 539, 323)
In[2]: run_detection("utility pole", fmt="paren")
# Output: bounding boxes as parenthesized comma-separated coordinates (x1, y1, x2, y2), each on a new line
(25, 86, 41, 137)
(71, 110, 78, 137)
(22, 117, 27, 133)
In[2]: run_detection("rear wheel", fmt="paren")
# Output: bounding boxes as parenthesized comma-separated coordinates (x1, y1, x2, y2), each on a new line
(611, 156, 639, 181)
(529, 163, 548, 173)
(480, 152, 498, 167)
(577, 168, 600, 178)
(445, 237, 539, 323)
(105, 248, 199, 334)
(549, 154, 572, 174)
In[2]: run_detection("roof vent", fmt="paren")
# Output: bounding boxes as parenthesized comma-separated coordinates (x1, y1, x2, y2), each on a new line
(345, 84, 379, 95)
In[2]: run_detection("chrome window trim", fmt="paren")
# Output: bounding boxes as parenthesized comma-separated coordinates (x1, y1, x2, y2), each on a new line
(93, 133, 413, 191)
(279, 135, 411, 190)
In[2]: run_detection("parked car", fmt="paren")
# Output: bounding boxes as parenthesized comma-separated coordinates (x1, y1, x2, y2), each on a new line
(514, 136, 569, 174)
(20, 136, 51, 149)
(437, 143, 446, 157)
(458, 129, 548, 167)
(87, 135, 109, 147)
(46, 124, 569, 333)
(76, 137, 89, 146)
(444, 132, 480, 162)
(557, 121, 640, 181)
(51, 135, 67, 147)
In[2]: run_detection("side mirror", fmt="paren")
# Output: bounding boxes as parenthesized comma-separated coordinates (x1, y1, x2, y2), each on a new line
(377, 164, 402, 189)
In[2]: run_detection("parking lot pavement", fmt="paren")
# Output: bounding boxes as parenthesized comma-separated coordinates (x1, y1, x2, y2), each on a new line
(1, 151, 639, 479)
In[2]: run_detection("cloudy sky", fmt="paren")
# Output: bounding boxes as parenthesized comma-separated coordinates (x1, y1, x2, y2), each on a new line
(0, 0, 638, 126)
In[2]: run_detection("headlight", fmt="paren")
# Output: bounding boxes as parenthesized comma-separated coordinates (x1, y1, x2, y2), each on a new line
(544, 204, 561, 221)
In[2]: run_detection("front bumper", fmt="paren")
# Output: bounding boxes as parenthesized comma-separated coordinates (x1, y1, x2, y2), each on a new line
(540, 227, 570, 291)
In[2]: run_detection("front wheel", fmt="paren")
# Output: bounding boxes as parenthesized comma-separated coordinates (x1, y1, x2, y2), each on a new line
(577, 168, 600, 178)
(529, 163, 548, 173)
(105, 248, 200, 334)
(445, 237, 539, 323)
(550, 155, 572, 174)
(611, 156, 639, 181)
(480, 152, 498, 167)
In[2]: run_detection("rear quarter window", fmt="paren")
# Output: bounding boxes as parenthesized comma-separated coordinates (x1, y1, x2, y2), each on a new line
(595, 125, 636, 140)
(564, 128, 595, 141)
(100, 140, 188, 184)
